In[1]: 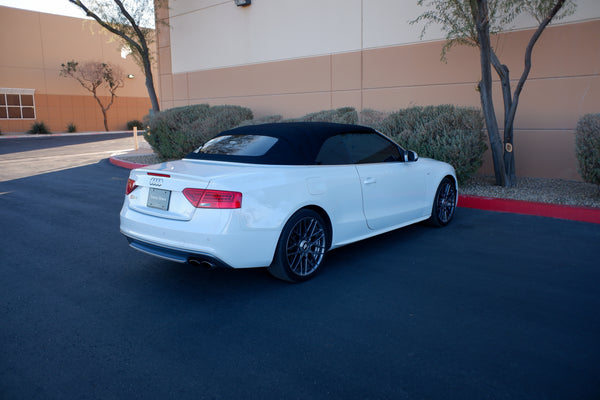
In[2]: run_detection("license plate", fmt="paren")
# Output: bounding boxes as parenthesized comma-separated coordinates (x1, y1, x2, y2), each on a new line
(147, 188, 171, 210)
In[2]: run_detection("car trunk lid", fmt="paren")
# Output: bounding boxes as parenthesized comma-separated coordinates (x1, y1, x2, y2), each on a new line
(126, 159, 248, 221)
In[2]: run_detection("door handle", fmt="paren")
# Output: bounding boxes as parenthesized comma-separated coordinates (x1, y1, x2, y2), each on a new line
(363, 177, 376, 185)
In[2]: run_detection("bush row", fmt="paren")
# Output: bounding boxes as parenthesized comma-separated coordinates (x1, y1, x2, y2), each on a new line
(23, 119, 146, 135)
(365, 105, 487, 184)
(575, 113, 600, 186)
(238, 106, 359, 126)
(144, 104, 487, 183)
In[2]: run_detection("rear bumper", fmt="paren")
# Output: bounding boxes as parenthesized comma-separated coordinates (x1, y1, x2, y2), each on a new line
(124, 235, 234, 268)
(120, 204, 281, 268)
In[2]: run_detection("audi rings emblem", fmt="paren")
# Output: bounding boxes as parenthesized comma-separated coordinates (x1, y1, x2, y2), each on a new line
(149, 177, 163, 187)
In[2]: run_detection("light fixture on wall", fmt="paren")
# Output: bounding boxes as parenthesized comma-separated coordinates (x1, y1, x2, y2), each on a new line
(127, 74, 135, 79)
(235, 0, 251, 6)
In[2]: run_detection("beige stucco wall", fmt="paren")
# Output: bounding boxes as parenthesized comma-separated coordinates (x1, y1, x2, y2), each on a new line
(156, 1, 600, 180)
(0, 6, 154, 133)
(167, 0, 600, 73)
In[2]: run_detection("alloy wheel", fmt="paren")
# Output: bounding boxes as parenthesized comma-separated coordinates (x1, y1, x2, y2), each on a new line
(285, 216, 326, 277)
(437, 180, 457, 224)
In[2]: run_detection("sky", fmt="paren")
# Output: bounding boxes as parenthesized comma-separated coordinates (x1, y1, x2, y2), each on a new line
(0, 0, 88, 18)
(0, 0, 156, 27)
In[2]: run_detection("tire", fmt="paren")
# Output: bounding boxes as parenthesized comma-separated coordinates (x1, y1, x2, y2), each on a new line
(428, 176, 457, 227)
(268, 209, 328, 283)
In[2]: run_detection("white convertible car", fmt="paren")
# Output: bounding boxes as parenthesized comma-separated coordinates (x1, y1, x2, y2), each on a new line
(120, 122, 457, 282)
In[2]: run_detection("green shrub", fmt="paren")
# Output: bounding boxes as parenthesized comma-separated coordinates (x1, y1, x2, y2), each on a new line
(237, 115, 284, 127)
(575, 113, 600, 186)
(369, 105, 487, 184)
(144, 104, 253, 160)
(239, 108, 358, 127)
(359, 109, 389, 127)
(67, 122, 77, 133)
(29, 121, 50, 134)
(127, 119, 145, 130)
(288, 107, 359, 124)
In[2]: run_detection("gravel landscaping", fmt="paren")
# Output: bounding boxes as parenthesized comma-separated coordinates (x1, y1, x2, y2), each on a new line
(115, 153, 600, 209)
(461, 175, 600, 208)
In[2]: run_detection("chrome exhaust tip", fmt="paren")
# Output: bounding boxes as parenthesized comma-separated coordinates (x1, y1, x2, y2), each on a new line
(188, 258, 216, 269)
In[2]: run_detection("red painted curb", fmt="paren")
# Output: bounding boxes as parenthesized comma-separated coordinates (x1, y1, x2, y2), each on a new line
(459, 195, 600, 224)
(109, 156, 149, 170)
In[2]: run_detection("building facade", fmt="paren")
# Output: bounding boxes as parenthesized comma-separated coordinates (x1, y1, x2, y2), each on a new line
(155, 0, 599, 180)
(0, 6, 154, 133)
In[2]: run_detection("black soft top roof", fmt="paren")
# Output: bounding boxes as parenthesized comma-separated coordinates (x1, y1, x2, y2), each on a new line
(185, 122, 378, 165)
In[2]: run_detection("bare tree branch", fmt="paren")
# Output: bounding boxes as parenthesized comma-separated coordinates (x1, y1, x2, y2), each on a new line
(68, 0, 161, 113)
(60, 60, 124, 131)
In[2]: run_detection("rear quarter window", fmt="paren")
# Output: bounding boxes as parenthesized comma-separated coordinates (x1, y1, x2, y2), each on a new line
(315, 135, 352, 165)
(195, 135, 278, 156)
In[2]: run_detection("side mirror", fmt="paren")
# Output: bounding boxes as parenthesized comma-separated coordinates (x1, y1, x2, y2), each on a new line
(407, 150, 418, 162)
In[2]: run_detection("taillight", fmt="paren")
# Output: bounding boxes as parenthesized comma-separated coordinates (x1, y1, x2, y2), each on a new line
(183, 188, 242, 209)
(126, 179, 138, 195)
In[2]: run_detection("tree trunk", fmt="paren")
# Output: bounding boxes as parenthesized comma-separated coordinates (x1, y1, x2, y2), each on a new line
(479, 86, 506, 187)
(91, 91, 110, 131)
(503, 130, 516, 185)
(101, 108, 109, 131)
(143, 53, 160, 114)
(491, 51, 516, 187)
(472, 0, 507, 186)
(489, 0, 565, 187)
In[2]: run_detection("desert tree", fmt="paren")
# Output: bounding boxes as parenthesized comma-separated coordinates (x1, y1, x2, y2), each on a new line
(60, 60, 125, 131)
(68, 0, 163, 113)
(413, 0, 575, 186)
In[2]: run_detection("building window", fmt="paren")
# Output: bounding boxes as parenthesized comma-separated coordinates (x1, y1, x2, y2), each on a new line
(0, 88, 36, 120)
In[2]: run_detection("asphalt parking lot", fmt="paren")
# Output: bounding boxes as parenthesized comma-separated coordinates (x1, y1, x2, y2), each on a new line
(1, 135, 599, 399)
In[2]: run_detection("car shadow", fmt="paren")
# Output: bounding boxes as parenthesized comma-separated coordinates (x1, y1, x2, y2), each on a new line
(127, 218, 437, 302)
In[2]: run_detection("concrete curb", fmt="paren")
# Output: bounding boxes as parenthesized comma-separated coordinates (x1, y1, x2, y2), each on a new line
(109, 155, 600, 224)
(0, 130, 142, 139)
(109, 156, 149, 170)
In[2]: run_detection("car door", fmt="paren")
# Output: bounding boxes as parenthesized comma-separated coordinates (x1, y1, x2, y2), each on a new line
(344, 133, 428, 230)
